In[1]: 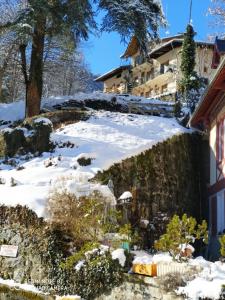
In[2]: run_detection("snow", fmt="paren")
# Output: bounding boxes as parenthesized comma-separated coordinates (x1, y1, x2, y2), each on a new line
(119, 191, 132, 200)
(131, 251, 225, 299)
(0, 92, 174, 125)
(112, 248, 126, 267)
(0, 100, 25, 122)
(177, 257, 225, 300)
(0, 277, 41, 294)
(74, 260, 85, 271)
(179, 243, 195, 253)
(0, 101, 189, 217)
(33, 117, 53, 126)
(133, 254, 153, 265)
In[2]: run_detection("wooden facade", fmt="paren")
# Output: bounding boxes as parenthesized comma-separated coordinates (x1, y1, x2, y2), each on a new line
(191, 58, 225, 237)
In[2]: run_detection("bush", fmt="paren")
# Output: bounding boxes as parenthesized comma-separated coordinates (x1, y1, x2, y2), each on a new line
(47, 190, 112, 248)
(47, 245, 123, 300)
(77, 156, 92, 166)
(219, 235, 225, 257)
(154, 214, 208, 261)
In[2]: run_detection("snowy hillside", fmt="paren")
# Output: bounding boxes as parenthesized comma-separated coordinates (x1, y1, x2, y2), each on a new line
(0, 92, 174, 124)
(0, 109, 189, 218)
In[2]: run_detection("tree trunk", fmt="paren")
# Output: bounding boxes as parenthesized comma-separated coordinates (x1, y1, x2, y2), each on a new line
(26, 19, 45, 117)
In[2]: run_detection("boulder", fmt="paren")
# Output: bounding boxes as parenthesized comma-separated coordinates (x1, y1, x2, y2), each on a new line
(0, 128, 26, 157)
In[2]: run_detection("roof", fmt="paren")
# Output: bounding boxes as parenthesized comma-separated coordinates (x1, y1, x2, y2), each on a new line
(190, 56, 225, 127)
(149, 39, 214, 59)
(161, 34, 184, 43)
(120, 36, 140, 59)
(94, 65, 131, 82)
(215, 37, 225, 54)
(212, 37, 225, 69)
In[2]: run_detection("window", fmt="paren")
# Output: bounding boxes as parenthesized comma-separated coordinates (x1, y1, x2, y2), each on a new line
(204, 66, 208, 73)
(216, 117, 225, 163)
(160, 61, 169, 74)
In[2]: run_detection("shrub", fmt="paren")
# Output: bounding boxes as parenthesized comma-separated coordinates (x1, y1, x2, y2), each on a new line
(49, 245, 123, 300)
(219, 235, 225, 257)
(47, 190, 111, 248)
(77, 156, 92, 166)
(154, 214, 208, 261)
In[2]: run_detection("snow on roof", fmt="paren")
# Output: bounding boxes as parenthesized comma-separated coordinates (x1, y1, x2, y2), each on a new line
(95, 65, 131, 82)
(119, 191, 133, 200)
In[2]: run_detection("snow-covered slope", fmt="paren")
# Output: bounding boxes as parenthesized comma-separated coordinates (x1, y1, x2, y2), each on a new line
(0, 92, 174, 123)
(0, 110, 189, 217)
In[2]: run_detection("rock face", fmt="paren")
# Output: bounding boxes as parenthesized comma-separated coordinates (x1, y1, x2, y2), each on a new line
(0, 206, 67, 287)
(95, 133, 209, 248)
(0, 117, 53, 158)
(0, 129, 26, 157)
(96, 274, 184, 300)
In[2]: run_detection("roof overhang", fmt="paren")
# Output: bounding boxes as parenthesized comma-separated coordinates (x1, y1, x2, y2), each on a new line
(94, 65, 131, 82)
(190, 57, 225, 128)
(149, 39, 214, 59)
(120, 36, 140, 59)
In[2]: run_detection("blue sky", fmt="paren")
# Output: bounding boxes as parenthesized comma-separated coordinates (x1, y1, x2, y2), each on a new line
(83, 0, 214, 75)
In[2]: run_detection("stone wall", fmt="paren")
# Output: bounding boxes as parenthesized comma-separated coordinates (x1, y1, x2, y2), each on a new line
(0, 206, 68, 286)
(96, 274, 184, 300)
(95, 133, 209, 247)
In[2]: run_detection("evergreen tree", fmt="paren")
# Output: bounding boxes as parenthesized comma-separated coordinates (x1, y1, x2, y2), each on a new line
(179, 24, 206, 112)
(0, 0, 165, 117)
(180, 24, 196, 81)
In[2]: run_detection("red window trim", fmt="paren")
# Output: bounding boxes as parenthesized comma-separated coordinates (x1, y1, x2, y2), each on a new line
(216, 116, 225, 164)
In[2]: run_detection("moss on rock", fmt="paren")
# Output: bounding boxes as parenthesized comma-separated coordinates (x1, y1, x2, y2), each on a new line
(0, 129, 26, 157)
(94, 133, 209, 247)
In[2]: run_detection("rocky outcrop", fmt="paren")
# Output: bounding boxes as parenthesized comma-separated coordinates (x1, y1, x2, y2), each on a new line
(0, 118, 53, 158)
(96, 274, 184, 300)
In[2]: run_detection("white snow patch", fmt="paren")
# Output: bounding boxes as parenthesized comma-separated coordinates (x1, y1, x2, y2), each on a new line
(0, 277, 41, 294)
(112, 248, 126, 267)
(33, 117, 53, 126)
(119, 191, 132, 200)
(177, 257, 225, 300)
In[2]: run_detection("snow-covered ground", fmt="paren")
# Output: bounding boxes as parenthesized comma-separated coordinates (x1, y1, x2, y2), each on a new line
(0, 92, 174, 124)
(132, 251, 225, 300)
(0, 108, 188, 217)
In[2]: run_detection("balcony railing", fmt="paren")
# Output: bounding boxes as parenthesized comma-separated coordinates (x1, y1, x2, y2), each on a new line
(133, 56, 152, 67)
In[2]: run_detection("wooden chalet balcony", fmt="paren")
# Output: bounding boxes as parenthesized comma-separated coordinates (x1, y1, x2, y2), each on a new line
(132, 56, 153, 72)
(104, 85, 126, 94)
(133, 70, 175, 90)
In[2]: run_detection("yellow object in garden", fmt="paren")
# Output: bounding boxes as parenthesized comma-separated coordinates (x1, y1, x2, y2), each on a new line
(132, 263, 157, 277)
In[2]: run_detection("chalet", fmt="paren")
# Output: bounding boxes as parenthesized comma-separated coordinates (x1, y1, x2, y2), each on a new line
(94, 65, 131, 94)
(95, 35, 215, 100)
(212, 37, 225, 69)
(191, 48, 225, 253)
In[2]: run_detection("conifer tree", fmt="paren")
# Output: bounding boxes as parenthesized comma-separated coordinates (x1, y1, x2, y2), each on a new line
(179, 24, 205, 112)
(181, 24, 196, 82)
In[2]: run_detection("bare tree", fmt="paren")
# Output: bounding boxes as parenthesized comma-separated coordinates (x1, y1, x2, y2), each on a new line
(208, 0, 225, 37)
